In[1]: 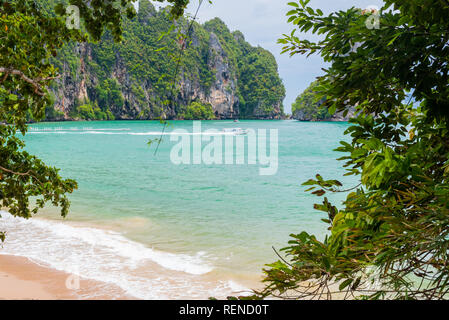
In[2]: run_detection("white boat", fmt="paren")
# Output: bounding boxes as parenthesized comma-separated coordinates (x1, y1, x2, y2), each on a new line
(222, 128, 248, 135)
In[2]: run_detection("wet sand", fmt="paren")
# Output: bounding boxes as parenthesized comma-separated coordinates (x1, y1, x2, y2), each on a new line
(0, 254, 133, 300)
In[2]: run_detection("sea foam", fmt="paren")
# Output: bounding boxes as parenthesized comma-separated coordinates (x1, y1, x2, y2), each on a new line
(0, 211, 243, 299)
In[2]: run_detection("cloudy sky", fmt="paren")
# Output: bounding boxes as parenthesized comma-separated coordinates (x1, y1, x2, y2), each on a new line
(156, 0, 384, 113)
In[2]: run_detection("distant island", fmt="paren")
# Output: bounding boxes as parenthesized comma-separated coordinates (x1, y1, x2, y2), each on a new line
(291, 81, 355, 121)
(44, 0, 286, 121)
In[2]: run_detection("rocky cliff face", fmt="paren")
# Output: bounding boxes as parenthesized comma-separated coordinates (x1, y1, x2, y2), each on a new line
(204, 33, 239, 118)
(293, 107, 356, 122)
(174, 32, 239, 119)
(47, 1, 285, 121)
(291, 81, 356, 122)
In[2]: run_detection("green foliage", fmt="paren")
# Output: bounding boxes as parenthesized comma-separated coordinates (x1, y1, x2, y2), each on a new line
(76, 104, 95, 120)
(69, 98, 115, 120)
(0, 0, 188, 239)
(77, 102, 115, 120)
(238, 48, 286, 117)
(292, 81, 330, 121)
(257, 0, 449, 300)
(95, 79, 124, 110)
(52, 0, 187, 42)
(45, 105, 65, 120)
(0, 0, 83, 225)
(180, 101, 215, 120)
(44, 91, 65, 120)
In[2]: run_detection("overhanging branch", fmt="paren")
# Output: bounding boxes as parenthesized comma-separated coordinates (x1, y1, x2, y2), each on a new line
(0, 165, 43, 186)
(0, 67, 60, 96)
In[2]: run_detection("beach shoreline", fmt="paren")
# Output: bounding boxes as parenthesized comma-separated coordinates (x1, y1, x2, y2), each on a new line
(0, 209, 261, 300)
(0, 254, 133, 300)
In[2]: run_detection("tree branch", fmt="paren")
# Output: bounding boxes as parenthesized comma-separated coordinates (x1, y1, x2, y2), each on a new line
(0, 67, 60, 96)
(0, 165, 43, 186)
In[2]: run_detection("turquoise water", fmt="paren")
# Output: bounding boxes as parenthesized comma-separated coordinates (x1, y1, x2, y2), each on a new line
(1, 120, 356, 298)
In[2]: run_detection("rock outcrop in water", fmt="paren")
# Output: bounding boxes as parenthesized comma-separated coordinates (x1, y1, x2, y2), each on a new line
(291, 81, 355, 122)
(293, 106, 356, 122)
(46, 0, 285, 121)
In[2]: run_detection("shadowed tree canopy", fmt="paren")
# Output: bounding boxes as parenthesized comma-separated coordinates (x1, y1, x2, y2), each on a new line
(247, 0, 449, 300)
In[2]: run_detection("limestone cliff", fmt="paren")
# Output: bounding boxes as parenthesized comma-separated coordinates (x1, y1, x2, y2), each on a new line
(47, 1, 285, 121)
(291, 81, 355, 122)
(293, 106, 356, 122)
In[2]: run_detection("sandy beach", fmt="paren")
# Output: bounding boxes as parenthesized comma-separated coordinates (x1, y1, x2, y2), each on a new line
(0, 254, 132, 300)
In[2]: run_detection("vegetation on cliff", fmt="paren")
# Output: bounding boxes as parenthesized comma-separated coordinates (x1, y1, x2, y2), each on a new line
(291, 81, 330, 121)
(180, 102, 215, 120)
(46, 0, 285, 120)
(204, 18, 286, 118)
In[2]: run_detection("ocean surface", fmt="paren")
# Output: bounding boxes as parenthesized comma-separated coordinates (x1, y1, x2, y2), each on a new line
(0, 120, 356, 299)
